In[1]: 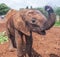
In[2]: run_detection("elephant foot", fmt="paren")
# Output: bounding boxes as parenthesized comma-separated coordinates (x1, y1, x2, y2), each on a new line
(8, 46, 16, 52)
(17, 54, 24, 57)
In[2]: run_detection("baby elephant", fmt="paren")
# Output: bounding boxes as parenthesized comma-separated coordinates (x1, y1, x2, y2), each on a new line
(6, 6, 56, 57)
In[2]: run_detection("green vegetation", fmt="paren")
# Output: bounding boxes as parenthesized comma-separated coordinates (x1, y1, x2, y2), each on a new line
(0, 31, 8, 44)
(55, 7, 60, 16)
(54, 21, 60, 26)
(0, 3, 10, 15)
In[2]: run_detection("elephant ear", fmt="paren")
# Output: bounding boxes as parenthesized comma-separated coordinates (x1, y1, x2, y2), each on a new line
(13, 12, 30, 36)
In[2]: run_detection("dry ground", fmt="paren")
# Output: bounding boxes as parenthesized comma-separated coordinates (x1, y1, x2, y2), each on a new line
(0, 19, 60, 57)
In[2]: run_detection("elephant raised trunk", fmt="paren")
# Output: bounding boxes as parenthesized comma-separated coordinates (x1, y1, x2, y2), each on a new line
(44, 5, 56, 30)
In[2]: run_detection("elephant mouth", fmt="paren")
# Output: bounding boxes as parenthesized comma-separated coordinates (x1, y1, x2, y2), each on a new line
(30, 26, 46, 35)
(32, 28, 46, 35)
(26, 22, 46, 35)
(38, 30, 46, 35)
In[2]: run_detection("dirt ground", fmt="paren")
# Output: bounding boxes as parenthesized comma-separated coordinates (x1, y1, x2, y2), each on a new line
(0, 19, 60, 57)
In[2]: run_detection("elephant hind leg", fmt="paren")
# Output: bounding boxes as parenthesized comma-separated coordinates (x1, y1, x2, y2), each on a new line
(8, 34, 17, 51)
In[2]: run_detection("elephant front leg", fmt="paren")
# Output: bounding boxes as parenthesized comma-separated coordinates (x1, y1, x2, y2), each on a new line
(15, 30, 24, 57)
(25, 35, 33, 57)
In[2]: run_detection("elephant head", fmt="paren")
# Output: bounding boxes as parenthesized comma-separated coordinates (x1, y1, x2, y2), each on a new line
(13, 9, 47, 35)
(22, 10, 48, 34)
(12, 6, 56, 36)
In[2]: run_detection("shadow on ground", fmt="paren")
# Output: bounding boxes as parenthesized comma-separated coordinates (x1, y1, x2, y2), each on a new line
(50, 54, 59, 57)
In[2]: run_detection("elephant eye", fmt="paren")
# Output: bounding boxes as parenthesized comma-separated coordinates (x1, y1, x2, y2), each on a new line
(31, 18, 36, 23)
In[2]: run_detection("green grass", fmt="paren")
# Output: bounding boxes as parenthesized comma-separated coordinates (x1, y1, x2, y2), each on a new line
(0, 31, 8, 44)
(54, 21, 60, 26)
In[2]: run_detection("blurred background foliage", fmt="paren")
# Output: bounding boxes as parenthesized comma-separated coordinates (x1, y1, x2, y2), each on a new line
(0, 3, 10, 15)
(0, 31, 8, 44)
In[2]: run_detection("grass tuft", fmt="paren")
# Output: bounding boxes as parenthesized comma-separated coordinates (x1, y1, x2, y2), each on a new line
(0, 31, 8, 44)
(54, 21, 60, 27)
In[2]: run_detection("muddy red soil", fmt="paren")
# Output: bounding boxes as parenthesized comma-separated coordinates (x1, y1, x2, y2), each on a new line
(0, 20, 60, 57)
